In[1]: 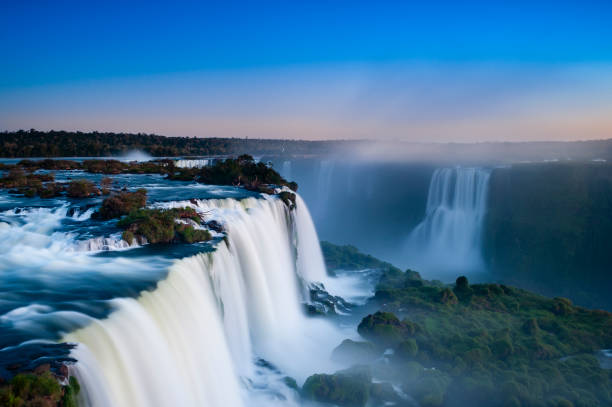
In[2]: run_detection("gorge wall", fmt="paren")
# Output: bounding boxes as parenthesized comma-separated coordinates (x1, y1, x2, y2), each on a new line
(484, 162, 612, 310)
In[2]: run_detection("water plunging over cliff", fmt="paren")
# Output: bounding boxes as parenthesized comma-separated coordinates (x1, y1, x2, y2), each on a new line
(65, 196, 345, 407)
(175, 158, 210, 168)
(404, 167, 490, 277)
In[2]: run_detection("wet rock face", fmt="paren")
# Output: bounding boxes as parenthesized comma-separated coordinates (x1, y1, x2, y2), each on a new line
(307, 282, 352, 315)
(278, 191, 296, 209)
(206, 219, 224, 233)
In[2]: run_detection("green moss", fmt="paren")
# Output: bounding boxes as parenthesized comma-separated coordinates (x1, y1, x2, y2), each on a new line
(61, 376, 81, 407)
(94, 189, 147, 219)
(358, 312, 411, 348)
(323, 242, 612, 407)
(118, 207, 211, 245)
(282, 376, 298, 391)
(176, 224, 212, 243)
(302, 366, 372, 407)
(67, 179, 98, 198)
(320, 240, 401, 272)
(0, 366, 79, 407)
(396, 338, 419, 360)
(122, 230, 135, 245)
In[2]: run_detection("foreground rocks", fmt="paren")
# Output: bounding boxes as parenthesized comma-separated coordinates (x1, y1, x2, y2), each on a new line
(0, 363, 80, 407)
(318, 242, 612, 407)
(118, 207, 212, 245)
(93, 189, 147, 220)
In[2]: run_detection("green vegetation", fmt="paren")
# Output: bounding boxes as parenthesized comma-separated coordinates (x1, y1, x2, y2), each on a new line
(317, 242, 612, 407)
(0, 167, 62, 198)
(0, 129, 337, 157)
(94, 189, 147, 220)
(0, 365, 80, 407)
(66, 179, 99, 198)
(320, 241, 400, 272)
(117, 207, 211, 245)
(1, 155, 297, 199)
(485, 162, 612, 310)
(302, 366, 372, 407)
(168, 154, 298, 191)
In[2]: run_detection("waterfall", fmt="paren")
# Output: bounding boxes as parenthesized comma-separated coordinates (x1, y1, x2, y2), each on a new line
(404, 167, 490, 276)
(175, 159, 210, 168)
(314, 160, 335, 221)
(64, 195, 344, 407)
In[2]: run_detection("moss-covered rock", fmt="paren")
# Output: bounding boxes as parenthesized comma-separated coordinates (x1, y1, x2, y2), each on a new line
(94, 189, 147, 220)
(278, 191, 296, 209)
(358, 312, 411, 348)
(302, 366, 372, 407)
(395, 338, 419, 360)
(0, 364, 80, 407)
(117, 207, 211, 245)
(321, 242, 612, 407)
(67, 179, 99, 198)
(176, 224, 212, 243)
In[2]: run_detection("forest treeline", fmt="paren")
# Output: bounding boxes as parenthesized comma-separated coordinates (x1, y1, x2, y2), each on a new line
(0, 129, 340, 158)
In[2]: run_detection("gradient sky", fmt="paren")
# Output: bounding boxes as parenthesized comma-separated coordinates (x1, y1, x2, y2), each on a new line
(1, 0, 611, 141)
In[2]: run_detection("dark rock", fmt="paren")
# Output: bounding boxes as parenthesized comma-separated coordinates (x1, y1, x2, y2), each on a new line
(309, 282, 352, 315)
(206, 220, 224, 233)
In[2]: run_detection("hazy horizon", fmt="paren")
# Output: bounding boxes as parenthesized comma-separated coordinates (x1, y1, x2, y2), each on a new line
(2, 2, 612, 142)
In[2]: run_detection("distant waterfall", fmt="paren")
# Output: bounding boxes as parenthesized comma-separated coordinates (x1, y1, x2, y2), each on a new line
(65, 196, 343, 407)
(175, 159, 209, 168)
(281, 160, 292, 182)
(314, 160, 335, 221)
(405, 167, 490, 276)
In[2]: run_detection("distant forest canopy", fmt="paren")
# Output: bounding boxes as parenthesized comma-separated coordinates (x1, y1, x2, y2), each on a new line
(0, 129, 342, 158)
(2, 129, 612, 162)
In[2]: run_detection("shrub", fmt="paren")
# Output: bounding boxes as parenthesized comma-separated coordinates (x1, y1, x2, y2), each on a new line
(302, 367, 372, 407)
(122, 230, 135, 245)
(396, 339, 419, 360)
(67, 179, 98, 198)
(358, 312, 410, 348)
(94, 189, 147, 220)
(440, 288, 458, 305)
(176, 224, 211, 243)
(118, 208, 210, 245)
(455, 276, 469, 291)
(0, 365, 79, 407)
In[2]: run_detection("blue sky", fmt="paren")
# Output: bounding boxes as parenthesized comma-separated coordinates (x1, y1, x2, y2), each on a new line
(1, 1, 611, 141)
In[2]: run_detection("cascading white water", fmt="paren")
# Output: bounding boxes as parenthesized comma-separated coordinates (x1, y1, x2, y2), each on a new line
(65, 195, 346, 407)
(175, 159, 209, 168)
(404, 167, 490, 276)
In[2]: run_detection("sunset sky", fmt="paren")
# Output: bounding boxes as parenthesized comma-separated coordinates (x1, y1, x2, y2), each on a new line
(1, 1, 611, 141)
